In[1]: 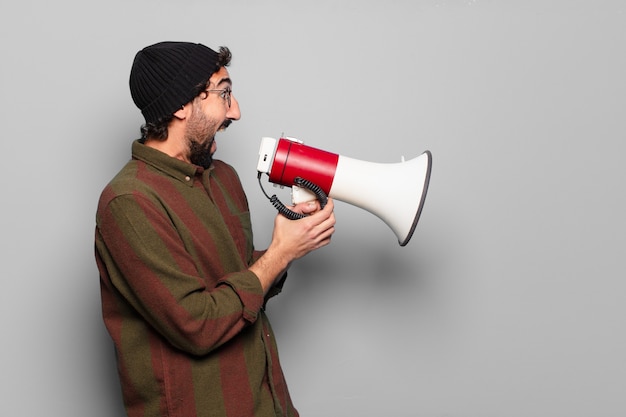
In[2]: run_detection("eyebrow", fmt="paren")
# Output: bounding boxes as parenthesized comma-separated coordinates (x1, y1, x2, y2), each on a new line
(213, 77, 232, 88)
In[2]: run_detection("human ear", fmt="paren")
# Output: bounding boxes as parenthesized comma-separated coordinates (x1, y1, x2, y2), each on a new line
(173, 104, 188, 120)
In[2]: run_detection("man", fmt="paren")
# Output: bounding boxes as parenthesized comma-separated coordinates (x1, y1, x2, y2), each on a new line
(95, 41, 335, 417)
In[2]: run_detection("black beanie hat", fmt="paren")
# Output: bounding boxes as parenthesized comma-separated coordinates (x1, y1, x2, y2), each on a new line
(129, 41, 220, 123)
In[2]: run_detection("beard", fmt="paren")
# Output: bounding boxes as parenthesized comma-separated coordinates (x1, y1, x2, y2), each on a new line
(189, 138, 214, 169)
(185, 107, 231, 169)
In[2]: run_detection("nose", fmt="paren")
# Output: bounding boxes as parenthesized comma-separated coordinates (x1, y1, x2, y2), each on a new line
(227, 94, 241, 121)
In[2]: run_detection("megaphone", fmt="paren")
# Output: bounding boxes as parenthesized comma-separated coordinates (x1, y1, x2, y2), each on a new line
(256, 136, 432, 246)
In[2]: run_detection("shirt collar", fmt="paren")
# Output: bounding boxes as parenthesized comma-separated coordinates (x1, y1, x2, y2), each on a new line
(131, 139, 209, 186)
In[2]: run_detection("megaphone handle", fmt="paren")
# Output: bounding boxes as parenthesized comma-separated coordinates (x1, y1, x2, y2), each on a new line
(270, 177, 328, 221)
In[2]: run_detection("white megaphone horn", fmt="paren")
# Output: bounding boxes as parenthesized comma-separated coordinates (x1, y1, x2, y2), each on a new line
(256, 137, 432, 246)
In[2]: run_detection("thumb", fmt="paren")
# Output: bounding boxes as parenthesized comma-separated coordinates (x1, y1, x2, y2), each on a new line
(292, 200, 319, 215)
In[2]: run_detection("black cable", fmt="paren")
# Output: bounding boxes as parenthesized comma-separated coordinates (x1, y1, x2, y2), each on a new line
(258, 173, 328, 220)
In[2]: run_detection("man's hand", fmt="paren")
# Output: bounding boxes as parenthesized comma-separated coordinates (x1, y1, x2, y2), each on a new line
(249, 198, 336, 294)
(272, 197, 335, 257)
(290, 199, 322, 216)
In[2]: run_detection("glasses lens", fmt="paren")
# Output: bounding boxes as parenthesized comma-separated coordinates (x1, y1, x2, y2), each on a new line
(225, 87, 231, 107)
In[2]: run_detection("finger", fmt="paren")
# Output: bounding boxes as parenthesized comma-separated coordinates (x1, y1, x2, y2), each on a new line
(312, 200, 335, 226)
(311, 213, 336, 241)
(314, 227, 335, 248)
(296, 200, 320, 215)
(310, 198, 334, 220)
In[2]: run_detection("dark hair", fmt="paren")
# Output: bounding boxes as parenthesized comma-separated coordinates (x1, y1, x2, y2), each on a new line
(140, 46, 232, 141)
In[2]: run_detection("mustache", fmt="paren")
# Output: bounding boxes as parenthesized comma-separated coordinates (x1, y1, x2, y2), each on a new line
(220, 119, 232, 130)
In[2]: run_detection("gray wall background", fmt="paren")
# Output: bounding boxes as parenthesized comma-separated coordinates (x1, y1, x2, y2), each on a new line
(1, 1, 625, 416)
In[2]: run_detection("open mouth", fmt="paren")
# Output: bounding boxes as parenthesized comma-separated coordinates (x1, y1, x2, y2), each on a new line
(219, 120, 232, 131)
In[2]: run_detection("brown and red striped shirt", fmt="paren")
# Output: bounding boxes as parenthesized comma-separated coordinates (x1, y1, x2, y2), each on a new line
(95, 140, 298, 417)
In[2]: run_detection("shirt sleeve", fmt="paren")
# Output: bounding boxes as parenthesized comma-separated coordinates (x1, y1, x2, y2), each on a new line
(96, 192, 265, 356)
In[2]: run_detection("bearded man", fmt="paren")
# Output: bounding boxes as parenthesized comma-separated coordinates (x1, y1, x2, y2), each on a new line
(94, 41, 335, 417)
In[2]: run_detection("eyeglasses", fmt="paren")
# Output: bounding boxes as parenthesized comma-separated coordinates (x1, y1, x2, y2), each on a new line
(202, 86, 232, 108)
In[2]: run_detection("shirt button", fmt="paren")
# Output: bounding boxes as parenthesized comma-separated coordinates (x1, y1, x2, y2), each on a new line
(185, 176, 191, 181)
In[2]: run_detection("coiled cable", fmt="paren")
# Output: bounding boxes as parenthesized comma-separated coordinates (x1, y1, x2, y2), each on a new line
(258, 173, 328, 220)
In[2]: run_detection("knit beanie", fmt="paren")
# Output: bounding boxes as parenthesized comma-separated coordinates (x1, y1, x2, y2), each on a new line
(129, 41, 220, 123)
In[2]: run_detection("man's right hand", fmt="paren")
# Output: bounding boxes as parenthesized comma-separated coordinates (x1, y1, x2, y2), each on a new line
(249, 198, 335, 294)
(272, 197, 335, 259)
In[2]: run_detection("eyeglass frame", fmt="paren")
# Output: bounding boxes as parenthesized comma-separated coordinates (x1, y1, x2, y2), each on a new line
(200, 86, 232, 108)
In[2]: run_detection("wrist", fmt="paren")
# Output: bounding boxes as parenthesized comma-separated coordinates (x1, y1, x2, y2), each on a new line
(249, 248, 290, 295)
